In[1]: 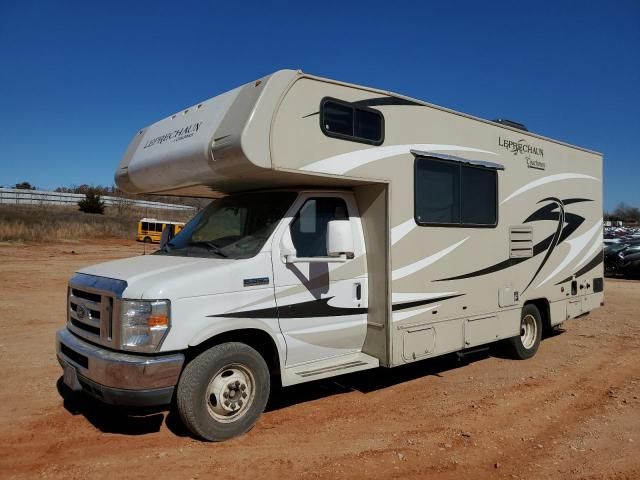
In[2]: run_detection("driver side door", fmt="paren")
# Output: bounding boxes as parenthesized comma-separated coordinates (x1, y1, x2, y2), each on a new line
(271, 192, 368, 366)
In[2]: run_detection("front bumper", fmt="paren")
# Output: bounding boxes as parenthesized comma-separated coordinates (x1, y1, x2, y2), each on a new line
(56, 328, 184, 406)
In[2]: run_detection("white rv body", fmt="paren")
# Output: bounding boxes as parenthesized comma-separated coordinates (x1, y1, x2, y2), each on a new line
(56, 70, 603, 440)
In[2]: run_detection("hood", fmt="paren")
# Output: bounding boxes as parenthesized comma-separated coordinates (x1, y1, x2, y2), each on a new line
(78, 253, 272, 300)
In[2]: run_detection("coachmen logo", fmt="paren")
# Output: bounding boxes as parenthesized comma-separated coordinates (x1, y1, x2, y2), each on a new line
(499, 136, 546, 170)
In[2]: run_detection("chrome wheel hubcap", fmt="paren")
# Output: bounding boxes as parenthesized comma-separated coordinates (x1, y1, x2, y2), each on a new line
(520, 314, 538, 350)
(206, 364, 255, 423)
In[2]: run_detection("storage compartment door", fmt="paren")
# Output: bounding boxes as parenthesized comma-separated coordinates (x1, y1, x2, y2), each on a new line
(402, 327, 436, 361)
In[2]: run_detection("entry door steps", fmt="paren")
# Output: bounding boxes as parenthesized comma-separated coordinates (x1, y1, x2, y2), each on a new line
(281, 352, 379, 386)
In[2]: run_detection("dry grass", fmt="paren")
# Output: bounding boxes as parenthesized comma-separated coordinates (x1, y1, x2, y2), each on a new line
(0, 204, 194, 243)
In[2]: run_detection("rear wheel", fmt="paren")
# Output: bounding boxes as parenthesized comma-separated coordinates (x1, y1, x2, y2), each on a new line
(505, 304, 542, 360)
(176, 342, 270, 441)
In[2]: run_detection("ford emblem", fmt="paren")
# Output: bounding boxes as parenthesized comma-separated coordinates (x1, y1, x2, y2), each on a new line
(76, 304, 88, 319)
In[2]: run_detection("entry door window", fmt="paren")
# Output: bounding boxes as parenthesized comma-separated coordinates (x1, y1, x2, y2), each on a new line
(290, 198, 349, 257)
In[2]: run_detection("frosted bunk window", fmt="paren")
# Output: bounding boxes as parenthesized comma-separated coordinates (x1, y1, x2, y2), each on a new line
(415, 156, 498, 227)
(320, 97, 384, 145)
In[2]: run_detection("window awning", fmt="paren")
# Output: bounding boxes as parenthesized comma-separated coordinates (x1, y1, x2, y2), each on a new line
(410, 149, 505, 171)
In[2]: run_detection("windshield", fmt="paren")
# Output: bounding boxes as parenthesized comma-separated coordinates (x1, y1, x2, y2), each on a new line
(156, 192, 297, 259)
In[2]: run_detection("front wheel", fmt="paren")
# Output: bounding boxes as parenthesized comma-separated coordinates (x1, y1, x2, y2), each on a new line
(176, 342, 270, 441)
(505, 304, 542, 360)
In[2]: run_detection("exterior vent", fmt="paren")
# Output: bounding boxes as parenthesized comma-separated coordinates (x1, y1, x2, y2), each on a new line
(509, 226, 533, 258)
(493, 119, 528, 131)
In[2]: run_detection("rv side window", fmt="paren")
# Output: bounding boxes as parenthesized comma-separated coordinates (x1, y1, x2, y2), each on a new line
(415, 159, 460, 224)
(320, 98, 384, 145)
(323, 101, 353, 136)
(415, 157, 497, 227)
(290, 197, 349, 257)
(461, 165, 497, 225)
(355, 108, 383, 143)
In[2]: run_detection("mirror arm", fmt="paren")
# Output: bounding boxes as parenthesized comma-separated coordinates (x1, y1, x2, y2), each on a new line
(285, 254, 347, 264)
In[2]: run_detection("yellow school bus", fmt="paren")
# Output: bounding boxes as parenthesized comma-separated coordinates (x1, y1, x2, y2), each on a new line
(137, 218, 185, 243)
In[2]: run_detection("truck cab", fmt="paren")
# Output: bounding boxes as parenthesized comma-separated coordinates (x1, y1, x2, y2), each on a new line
(57, 188, 376, 440)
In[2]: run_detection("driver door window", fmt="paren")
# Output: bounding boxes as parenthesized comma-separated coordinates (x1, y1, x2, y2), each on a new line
(290, 197, 349, 257)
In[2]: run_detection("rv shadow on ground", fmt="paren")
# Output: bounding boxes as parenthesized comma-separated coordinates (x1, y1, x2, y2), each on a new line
(266, 348, 490, 412)
(267, 327, 566, 411)
(56, 329, 565, 438)
(56, 378, 168, 435)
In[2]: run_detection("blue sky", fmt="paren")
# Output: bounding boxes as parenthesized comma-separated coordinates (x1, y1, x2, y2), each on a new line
(0, 0, 638, 211)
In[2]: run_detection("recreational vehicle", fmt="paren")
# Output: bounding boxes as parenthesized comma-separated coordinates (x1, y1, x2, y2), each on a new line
(56, 70, 604, 441)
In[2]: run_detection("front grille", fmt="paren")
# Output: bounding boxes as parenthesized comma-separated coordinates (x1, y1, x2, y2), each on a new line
(68, 289, 104, 341)
(71, 318, 101, 336)
(70, 302, 101, 319)
(66, 274, 127, 349)
(71, 288, 102, 303)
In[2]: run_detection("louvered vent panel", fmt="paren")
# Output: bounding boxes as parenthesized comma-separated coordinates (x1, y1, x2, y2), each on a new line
(510, 226, 533, 258)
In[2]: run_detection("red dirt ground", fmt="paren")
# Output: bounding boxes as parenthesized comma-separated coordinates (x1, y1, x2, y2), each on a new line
(0, 240, 638, 479)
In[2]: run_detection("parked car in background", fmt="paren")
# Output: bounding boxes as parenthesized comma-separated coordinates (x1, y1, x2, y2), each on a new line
(605, 243, 640, 278)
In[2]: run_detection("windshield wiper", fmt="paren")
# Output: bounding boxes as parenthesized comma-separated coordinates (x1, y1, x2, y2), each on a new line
(187, 241, 229, 258)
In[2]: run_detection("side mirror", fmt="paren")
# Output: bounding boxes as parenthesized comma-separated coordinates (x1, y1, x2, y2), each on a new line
(280, 228, 297, 263)
(327, 220, 354, 258)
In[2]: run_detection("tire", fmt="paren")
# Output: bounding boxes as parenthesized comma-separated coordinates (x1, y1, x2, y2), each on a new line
(176, 342, 270, 441)
(143, 236, 152, 243)
(505, 304, 542, 360)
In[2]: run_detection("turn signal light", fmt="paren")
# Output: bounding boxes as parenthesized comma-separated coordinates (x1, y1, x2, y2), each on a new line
(148, 315, 169, 328)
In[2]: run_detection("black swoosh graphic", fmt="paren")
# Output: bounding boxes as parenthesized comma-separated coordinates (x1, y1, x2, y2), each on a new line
(521, 197, 565, 293)
(392, 294, 464, 311)
(435, 257, 528, 282)
(435, 198, 591, 284)
(208, 297, 366, 319)
(209, 293, 463, 319)
(352, 97, 421, 108)
(302, 97, 421, 118)
(554, 250, 604, 285)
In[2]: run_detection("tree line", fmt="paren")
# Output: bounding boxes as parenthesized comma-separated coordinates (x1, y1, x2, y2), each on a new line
(604, 203, 640, 224)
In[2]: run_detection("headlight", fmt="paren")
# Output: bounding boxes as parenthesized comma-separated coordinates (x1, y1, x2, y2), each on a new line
(120, 299, 170, 352)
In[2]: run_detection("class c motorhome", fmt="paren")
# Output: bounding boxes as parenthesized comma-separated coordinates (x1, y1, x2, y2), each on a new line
(56, 69, 604, 441)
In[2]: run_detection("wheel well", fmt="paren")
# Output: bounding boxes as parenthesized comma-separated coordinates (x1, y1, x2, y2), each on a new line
(524, 298, 551, 331)
(188, 329, 281, 382)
